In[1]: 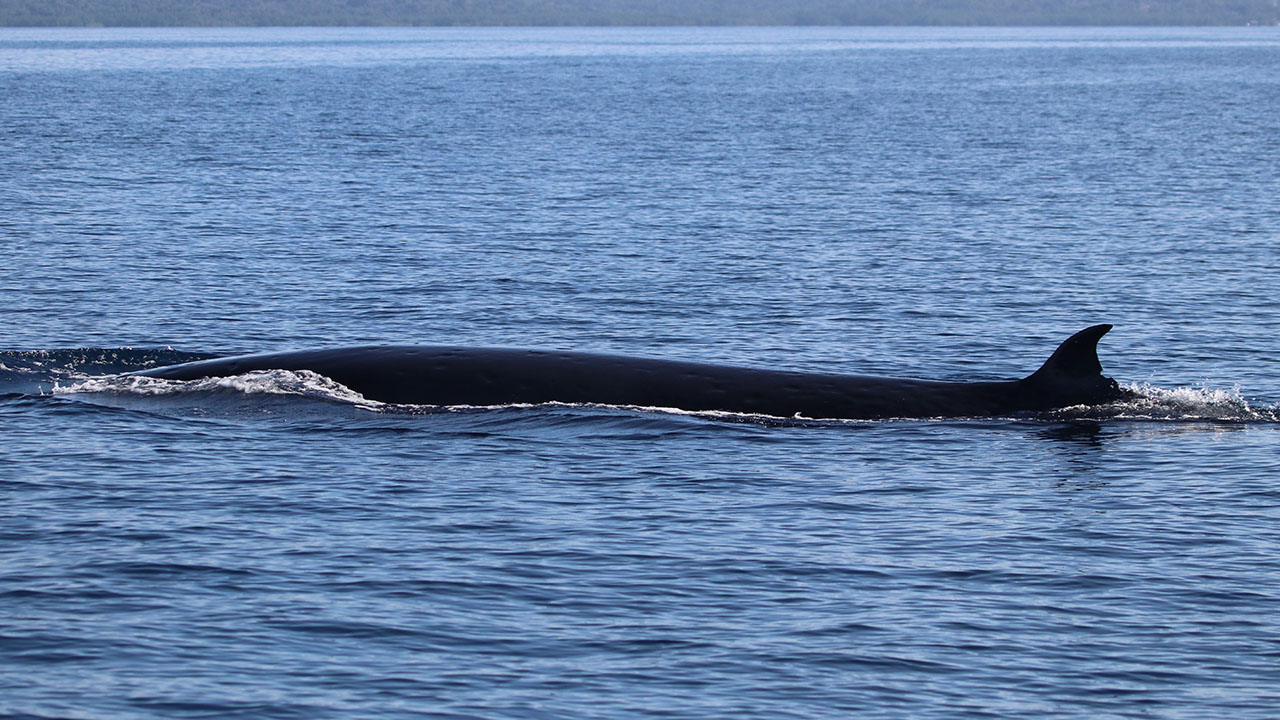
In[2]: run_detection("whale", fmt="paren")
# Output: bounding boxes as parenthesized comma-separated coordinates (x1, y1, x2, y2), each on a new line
(130, 324, 1130, 419)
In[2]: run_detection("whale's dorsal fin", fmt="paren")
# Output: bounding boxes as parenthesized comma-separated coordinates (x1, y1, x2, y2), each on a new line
(1027, 324, 1111, 381)
(1019, 324, 1124, 409)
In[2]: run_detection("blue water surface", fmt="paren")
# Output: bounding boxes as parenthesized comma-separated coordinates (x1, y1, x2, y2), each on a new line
(2, 26, 1279, 720)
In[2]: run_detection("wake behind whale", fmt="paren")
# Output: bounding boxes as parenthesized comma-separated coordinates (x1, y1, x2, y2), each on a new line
(129, 325, 1131, 421)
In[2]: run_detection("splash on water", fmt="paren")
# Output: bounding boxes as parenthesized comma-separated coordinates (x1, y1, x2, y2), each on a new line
(0, 348, 216, 395)
(1054, 382, 1277, 423)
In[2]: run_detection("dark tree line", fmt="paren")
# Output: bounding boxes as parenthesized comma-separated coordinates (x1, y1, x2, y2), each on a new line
(3, 0, 1277, 27)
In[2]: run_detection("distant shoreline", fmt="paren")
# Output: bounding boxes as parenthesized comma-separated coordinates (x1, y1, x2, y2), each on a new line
(3, 0, 1278, 29)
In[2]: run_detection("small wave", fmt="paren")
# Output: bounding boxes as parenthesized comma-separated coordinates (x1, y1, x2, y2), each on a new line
(406, 400, 830, 425)
(55, 369, 381, 409)
(52, 375, 834, 426)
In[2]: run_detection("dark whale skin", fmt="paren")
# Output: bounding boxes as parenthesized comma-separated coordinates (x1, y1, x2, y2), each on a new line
(133, 325, 1128, 419)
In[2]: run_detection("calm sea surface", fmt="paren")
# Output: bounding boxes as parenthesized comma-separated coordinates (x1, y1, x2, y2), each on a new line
(2, 26, 1280, 719)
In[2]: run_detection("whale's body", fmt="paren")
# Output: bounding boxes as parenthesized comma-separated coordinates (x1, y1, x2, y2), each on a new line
(134, 325, 1128, 419)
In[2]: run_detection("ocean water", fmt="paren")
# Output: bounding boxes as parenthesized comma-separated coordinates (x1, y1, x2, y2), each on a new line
(3, 26, 1280, 719)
